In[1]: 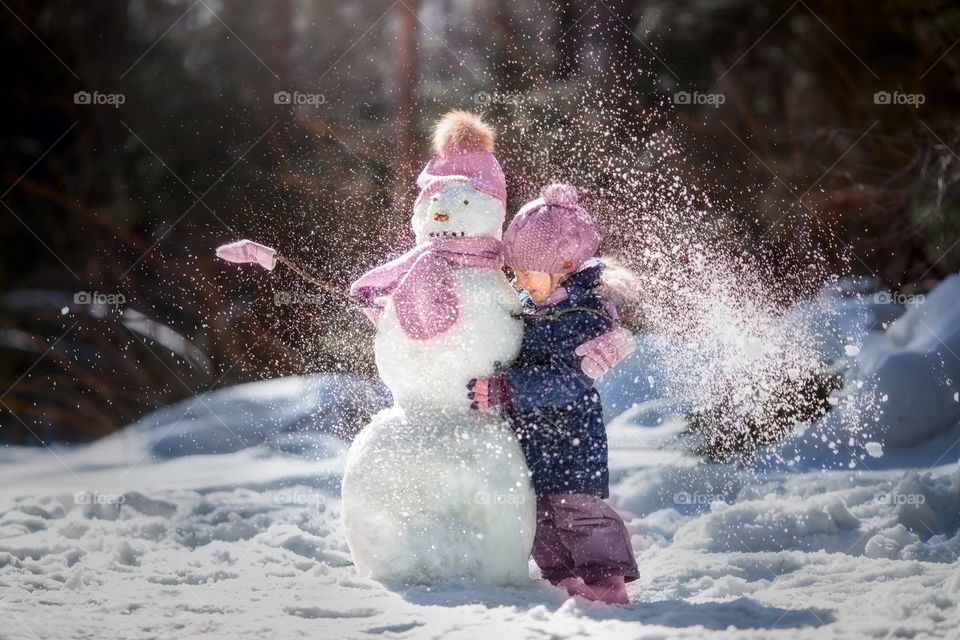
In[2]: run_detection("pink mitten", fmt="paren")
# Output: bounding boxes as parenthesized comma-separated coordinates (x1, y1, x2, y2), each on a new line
(361, 306, 383, 326)
(216, 240, 278, 270)
(468, 378, 490, 408)
(574, 327, 636, 380)
(466, 376, 510, 410)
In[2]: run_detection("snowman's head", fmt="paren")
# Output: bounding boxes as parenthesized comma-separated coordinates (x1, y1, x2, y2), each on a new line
(412, 111, 507, 244)
(411, 180, 506, 244)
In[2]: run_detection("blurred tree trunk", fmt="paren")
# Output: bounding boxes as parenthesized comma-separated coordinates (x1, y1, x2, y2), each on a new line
(393, 0, 419, 209)
(555, 0, 583, 79)
(599, 0, 643, 110)
(267, 0, 293, 167)
(271, 0, 292, 89)
(69, 0, 130, 229)
(598, 0, 635, 69)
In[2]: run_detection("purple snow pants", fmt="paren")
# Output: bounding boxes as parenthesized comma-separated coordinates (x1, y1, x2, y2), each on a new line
(531, 493, 640, 584)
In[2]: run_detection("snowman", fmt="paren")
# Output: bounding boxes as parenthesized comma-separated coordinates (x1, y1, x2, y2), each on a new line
(342, 111, 536, 585)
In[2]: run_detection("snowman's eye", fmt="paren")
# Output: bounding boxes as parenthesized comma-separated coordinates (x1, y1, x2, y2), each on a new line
(431, 197, 438, 202)
(463, 200, 469, 205)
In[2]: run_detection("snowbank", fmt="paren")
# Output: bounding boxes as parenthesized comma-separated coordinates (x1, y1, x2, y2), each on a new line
(849, 274, 960, 447)
(3, 277, 960, 638)
(132, 373, 390, 457)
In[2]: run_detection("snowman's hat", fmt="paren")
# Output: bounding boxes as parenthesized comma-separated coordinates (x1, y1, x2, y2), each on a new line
(415, 111, 507, 206)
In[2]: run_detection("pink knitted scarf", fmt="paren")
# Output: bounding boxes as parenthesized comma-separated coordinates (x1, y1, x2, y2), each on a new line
(349, 236, 504, 340)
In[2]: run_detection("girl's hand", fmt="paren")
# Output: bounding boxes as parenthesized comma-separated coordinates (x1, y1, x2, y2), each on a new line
(574, 327, 636, 380)
(467, 376, 510, 410)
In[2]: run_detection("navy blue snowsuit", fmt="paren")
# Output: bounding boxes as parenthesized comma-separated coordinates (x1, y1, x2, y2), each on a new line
(501, 260, 614, 499)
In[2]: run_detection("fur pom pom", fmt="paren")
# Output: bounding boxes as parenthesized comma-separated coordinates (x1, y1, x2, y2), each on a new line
(541, 183, 579, 206)
(598, 255, 646, 332)
(432, 110, 495, 157)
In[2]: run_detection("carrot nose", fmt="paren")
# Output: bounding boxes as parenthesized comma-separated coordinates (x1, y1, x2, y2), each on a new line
(433, 212, 449, 222)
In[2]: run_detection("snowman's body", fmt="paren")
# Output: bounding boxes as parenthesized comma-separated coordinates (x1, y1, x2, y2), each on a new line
(342, 178, 537, 585)
(374, 267, 523, 409)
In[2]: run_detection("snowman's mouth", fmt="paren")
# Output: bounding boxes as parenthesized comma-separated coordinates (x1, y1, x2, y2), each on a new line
(433, 212, 449, 222)
(429, 231, 466, 238)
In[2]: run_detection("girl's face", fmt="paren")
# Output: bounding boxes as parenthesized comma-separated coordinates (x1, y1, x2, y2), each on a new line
(511, 267, 563, 303)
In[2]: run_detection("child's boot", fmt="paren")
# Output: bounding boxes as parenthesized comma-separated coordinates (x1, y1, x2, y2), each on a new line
(556, 577, 596, 599)
(584, 576, 629, 604)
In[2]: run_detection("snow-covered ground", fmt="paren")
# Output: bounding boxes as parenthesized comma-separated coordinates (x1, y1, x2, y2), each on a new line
(2, 280, 959, 639)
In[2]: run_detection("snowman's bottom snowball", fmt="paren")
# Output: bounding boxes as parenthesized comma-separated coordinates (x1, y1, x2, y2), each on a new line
(341, 404, 536, 585)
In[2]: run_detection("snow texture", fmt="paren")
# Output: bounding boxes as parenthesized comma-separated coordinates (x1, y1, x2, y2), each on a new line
(2, 277, 959, 638)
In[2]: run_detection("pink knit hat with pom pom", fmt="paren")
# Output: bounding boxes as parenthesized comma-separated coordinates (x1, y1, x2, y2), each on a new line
(415, 111, 507, 206)
(503, 183, 600, 274)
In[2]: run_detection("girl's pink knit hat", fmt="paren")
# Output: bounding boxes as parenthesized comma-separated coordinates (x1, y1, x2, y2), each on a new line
(503, 183, 600, 274)
(415, 111, 507, 206)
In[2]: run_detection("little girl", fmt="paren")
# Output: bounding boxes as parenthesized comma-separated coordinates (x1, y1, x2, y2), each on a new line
(466, 183, 640, 604)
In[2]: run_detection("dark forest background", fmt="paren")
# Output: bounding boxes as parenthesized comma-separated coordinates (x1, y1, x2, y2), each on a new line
(1, 0, 958, 445)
